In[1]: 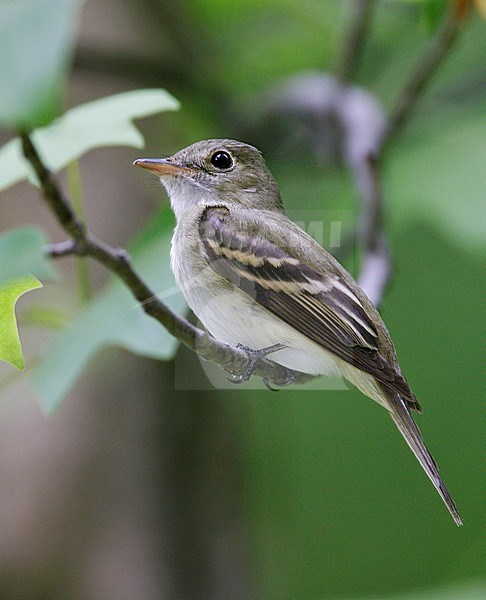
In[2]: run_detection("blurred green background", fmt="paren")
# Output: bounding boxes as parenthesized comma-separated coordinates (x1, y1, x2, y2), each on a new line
(0, 1, 484, 598)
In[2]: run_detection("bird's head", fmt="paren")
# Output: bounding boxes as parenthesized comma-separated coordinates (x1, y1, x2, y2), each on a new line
(134, 139, 283, 219)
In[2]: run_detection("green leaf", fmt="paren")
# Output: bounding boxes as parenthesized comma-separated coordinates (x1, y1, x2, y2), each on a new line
(0, 89, 180, 192)
(0, 276, 42, 370)
(0, 0, 86, 128)
(0, 227, 57, 285)
(31, 207, 187, 412)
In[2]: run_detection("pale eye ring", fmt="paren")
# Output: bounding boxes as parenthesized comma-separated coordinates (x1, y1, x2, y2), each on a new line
(210, 151, 233, 171)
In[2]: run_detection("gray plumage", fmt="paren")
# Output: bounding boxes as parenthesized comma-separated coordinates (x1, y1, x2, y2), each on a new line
(134, 139, 462, 526)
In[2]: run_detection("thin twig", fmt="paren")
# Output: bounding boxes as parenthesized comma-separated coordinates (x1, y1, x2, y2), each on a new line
(380, 5, 460, 149)
(336, 0, 376, 83)
(352, 154, 391, 306)
(21, 133, 308, 388)
(46, 240, 78, 257)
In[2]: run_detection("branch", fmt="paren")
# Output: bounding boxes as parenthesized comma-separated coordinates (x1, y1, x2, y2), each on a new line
(21, 133, 309, 388)
(46, 239, 78, 257)
(353, 154, 391, 306)
(380, 5, 460, 149)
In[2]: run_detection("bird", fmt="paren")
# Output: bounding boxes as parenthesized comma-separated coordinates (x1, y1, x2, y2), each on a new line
(134, 138, 462, 526)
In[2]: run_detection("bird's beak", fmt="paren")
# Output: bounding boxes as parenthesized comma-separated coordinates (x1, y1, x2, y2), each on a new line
(133, 158, 190, 176)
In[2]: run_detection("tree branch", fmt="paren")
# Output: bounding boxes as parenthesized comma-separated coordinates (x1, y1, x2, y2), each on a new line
(353, 153, 391, 306)
(46, 239, 78, 257)
(21, 133, 308, 388)
(380, 4, 460, 149)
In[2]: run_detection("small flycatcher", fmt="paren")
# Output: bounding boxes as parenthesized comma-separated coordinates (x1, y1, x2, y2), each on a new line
(135, 139, 462, 526)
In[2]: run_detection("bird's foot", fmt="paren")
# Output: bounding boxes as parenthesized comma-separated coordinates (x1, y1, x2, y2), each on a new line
(262, 369, 295, 390)
(227, 343, 288, 386)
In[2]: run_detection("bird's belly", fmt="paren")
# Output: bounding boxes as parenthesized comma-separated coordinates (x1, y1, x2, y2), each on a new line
(182, 270, 341, 377)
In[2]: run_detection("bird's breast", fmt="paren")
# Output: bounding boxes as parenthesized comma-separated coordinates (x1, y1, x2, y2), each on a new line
(170, 222, 342, 377)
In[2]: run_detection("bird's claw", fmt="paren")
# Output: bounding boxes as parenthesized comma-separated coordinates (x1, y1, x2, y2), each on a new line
(263, 369, 295, 390)
(227, 343, 287, 385)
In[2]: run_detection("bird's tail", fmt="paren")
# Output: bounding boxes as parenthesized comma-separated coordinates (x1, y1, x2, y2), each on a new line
(386, 391, 463, 526)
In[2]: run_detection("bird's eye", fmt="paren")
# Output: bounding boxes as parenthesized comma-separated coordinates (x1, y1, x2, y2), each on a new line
(210, 151, 233, 171)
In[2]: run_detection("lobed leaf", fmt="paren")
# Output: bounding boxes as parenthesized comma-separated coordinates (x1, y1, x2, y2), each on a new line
(0, 89, 180, 192)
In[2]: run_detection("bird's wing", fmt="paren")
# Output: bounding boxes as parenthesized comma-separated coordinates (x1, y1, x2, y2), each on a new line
(199, 206, 418, 408)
